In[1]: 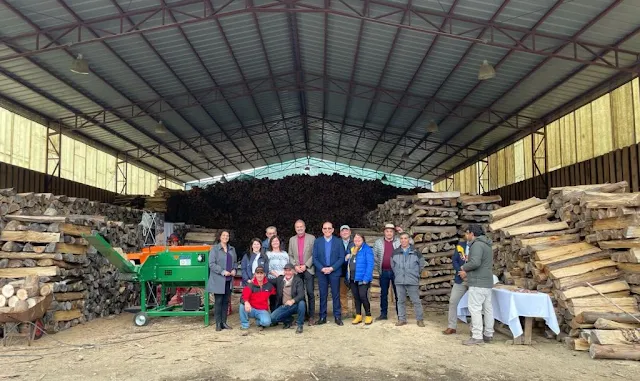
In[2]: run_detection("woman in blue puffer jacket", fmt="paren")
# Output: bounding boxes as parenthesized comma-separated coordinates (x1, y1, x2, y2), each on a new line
(345, 233, 375, 325)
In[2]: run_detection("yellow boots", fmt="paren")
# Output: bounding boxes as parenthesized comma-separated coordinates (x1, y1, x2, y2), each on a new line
(352, 314, 374, 325)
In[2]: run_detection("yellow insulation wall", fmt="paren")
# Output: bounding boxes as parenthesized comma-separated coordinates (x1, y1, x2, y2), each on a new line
(0, 106, 183, 195)
(434, 78, 640, 194)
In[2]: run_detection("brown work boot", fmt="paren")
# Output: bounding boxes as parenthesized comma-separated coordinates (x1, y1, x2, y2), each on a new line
(395, 320, 407, 327)
(417, 320, 425, 328)
(442, 328, 457, 335)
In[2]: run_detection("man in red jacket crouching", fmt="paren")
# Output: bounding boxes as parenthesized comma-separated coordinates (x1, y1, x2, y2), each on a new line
(240, 266, 275, 333)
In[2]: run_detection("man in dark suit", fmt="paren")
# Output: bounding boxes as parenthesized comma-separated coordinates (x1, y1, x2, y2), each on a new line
(312, 221, 345, 326)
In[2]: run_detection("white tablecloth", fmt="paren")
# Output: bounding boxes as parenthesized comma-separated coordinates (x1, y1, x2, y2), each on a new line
(456, 287, 560, 338)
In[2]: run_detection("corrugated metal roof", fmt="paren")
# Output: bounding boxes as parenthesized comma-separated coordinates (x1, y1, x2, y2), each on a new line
(0, 0, 637, 183)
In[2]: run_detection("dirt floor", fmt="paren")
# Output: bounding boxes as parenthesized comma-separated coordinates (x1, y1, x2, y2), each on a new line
(2, 295, 639, 381)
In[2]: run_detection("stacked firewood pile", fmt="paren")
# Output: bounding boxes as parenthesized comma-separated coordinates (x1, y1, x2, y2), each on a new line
(0, 188, 142, 333)
(369, 192, 461, 303)
(457, 195, 502, 237)
(114, 186, 183, 213)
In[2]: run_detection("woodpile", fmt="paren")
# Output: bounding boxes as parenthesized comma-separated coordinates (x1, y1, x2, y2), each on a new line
(369, 192, 462, 303)
(457, 195, 502, 237)
(0, 188, 142, 333)
(114, 186, 182, 213)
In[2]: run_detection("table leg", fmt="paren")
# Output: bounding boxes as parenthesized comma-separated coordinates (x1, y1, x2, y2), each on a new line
(524, 317, 533, 345)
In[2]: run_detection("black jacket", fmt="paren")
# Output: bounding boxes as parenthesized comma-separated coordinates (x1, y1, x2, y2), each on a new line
(273, 275, 305, 308)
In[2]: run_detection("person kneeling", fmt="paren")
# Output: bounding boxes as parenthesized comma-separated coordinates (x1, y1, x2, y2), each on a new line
(240, 266, 275, 333)
(270, 263, 306, 334)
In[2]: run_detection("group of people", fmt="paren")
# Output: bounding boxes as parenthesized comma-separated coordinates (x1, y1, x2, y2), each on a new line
(204, 220, 496, 345)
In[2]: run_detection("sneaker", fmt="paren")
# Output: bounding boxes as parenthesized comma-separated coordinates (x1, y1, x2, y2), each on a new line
(296, 326, 303, 334)
(417, 320, 425, 328)
(364, 316, 373, 325)
(483, 335, 493, 343)
(376, 315, 388, 321)
(395, 320, 407, 327)
(462, 338, 485, 346)
(352, 314, 363, 325)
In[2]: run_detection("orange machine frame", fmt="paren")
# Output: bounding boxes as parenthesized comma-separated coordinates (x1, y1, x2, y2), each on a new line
(126, 245, 212, 265)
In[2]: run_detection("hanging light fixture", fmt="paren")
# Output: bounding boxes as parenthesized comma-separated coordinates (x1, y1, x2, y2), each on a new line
(426, 120, 439, 133)
(478, 60, 495, 80)
(154, 121, 166, 134)
(381, 174, 388, 182)
(220, 175, 228, 183)
(304, 165, 310, 171)
(401, 152, 409, 161)
(195, 149, 206, 158)
(70, 54, 89, 75)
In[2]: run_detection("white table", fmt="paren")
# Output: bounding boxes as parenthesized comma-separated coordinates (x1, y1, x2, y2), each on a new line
(457, 287, 560, 344)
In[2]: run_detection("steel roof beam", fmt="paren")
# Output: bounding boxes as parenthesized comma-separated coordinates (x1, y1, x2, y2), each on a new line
(349, 0, 411, 167)
(286, 2, 310, 155)
(2, 0, 639, 73)
(384, 0, 516, 173)
(56, 73, 540, 129)
(106, 0, 237, 175)
(419, 0, 628, 180)
(335, 0, 368, 154)
(122, 115, 477, 163)
(368, 0, 461, 171)
(0, 0, 200, 182)
(213, 17, 277, 164)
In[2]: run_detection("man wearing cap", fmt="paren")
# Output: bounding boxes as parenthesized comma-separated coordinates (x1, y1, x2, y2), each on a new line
(239, 266, 276, 332)
(270, 263, 306, 334)
(339, 225, 354, 317)
(373, 223, 409, 320)
(288, 220, 316, 325)
(392, 232, 426, 327)
(459, 224, 494, 345)
(312, 221, 346, 326)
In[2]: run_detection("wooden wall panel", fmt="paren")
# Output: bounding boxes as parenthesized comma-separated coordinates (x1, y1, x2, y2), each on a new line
(611, 82, 635, 148)
(0, 161, 116, 203)
(485, 141, 640, 206)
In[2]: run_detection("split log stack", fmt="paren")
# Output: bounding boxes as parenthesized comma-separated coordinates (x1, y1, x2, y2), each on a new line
(114, 186, 182, 213)
(0, 188, 143, 333)
(457, 195, 502, 237)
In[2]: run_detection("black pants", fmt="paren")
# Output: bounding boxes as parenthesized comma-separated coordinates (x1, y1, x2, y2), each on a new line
(350, 281, 371, 316)
(297, 270, 315, 318)
(214, 281, 231, 326)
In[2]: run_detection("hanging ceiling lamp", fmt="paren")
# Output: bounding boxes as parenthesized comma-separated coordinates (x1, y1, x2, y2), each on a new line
(478, 60, 496, 80)
(154, 121, 166, 134)
(70, 54, 89, 75)
(381, 174, 388, 182)
(220, 175, 228, 183)
(401, 152, 409, 161)
(426, 120, 439, 133)
(195, 149, 206, 158)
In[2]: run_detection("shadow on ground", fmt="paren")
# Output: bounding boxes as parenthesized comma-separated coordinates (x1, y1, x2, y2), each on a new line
(166, 364, 507, 381)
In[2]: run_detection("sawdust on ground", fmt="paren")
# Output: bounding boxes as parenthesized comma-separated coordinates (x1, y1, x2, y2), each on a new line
(2, 295, 638, 381)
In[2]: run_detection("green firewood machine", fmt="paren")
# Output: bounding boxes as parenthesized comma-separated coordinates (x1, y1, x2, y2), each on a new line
(84, 234, 213, 327)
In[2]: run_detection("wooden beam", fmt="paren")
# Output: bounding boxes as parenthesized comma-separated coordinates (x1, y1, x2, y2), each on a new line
(0, 266, 59, 278)
(489, 204, 549, 231)
(548, 259, 617, 279)
(489, 197, 545, 221)
(503, 221, 569, 238)
(417, 191, 460, 199)
(0, 231, 61, 243)
(556, 280, 630, 300)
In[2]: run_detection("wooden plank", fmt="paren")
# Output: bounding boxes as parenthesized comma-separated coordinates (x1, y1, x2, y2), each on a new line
(540, 251, 610, 271)
(535, 242, 600, 261)
(582, 192, 640, 208)
(548, 259, 617, 279)
(3, 215, 68, 223)
(489, 197, 545, 222)
(599, 239, 640, 249)
(55, 243, 87, 255)
(503, 222, 569, 238)
(593, 215, 640, 231)
(518, 234, 580, 248)
(55, 223, 92, 237)
(590, 329, 637, 345)
(0, 266, 59, 278)
(416, 191, 461, 199)
(458, 195, 502, 206)
(53, 292, 86, 302)
(54, 309, 83, 322)
(557, 280, 630, 300)
(489, 203, 549, 231)
(0, 252, 62, 260)
(632, 145, 639, 192)
(617, 263, 640, 273)
(0, 231, 61, 243)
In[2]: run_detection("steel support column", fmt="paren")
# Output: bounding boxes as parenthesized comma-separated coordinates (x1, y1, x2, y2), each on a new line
(116, 155, 128, 195)
(45, 122, 62, 192)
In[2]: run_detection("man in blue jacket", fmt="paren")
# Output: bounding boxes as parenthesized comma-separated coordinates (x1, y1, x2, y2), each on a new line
(312, 221, 345, 326)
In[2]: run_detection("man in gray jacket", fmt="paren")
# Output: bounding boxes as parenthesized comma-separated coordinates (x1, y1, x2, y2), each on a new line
(391, 232, 426, 327)
(459, 224, 494, 345)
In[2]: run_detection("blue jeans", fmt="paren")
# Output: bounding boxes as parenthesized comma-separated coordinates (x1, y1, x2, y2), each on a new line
(239, 305, 272, 329)
(318, 272, 341, 319)
(270, 300, 306, 327)
(379, 270, 397, 316)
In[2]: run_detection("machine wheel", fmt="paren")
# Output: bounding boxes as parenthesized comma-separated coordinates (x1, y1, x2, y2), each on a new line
(133, 312, 150, 327)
